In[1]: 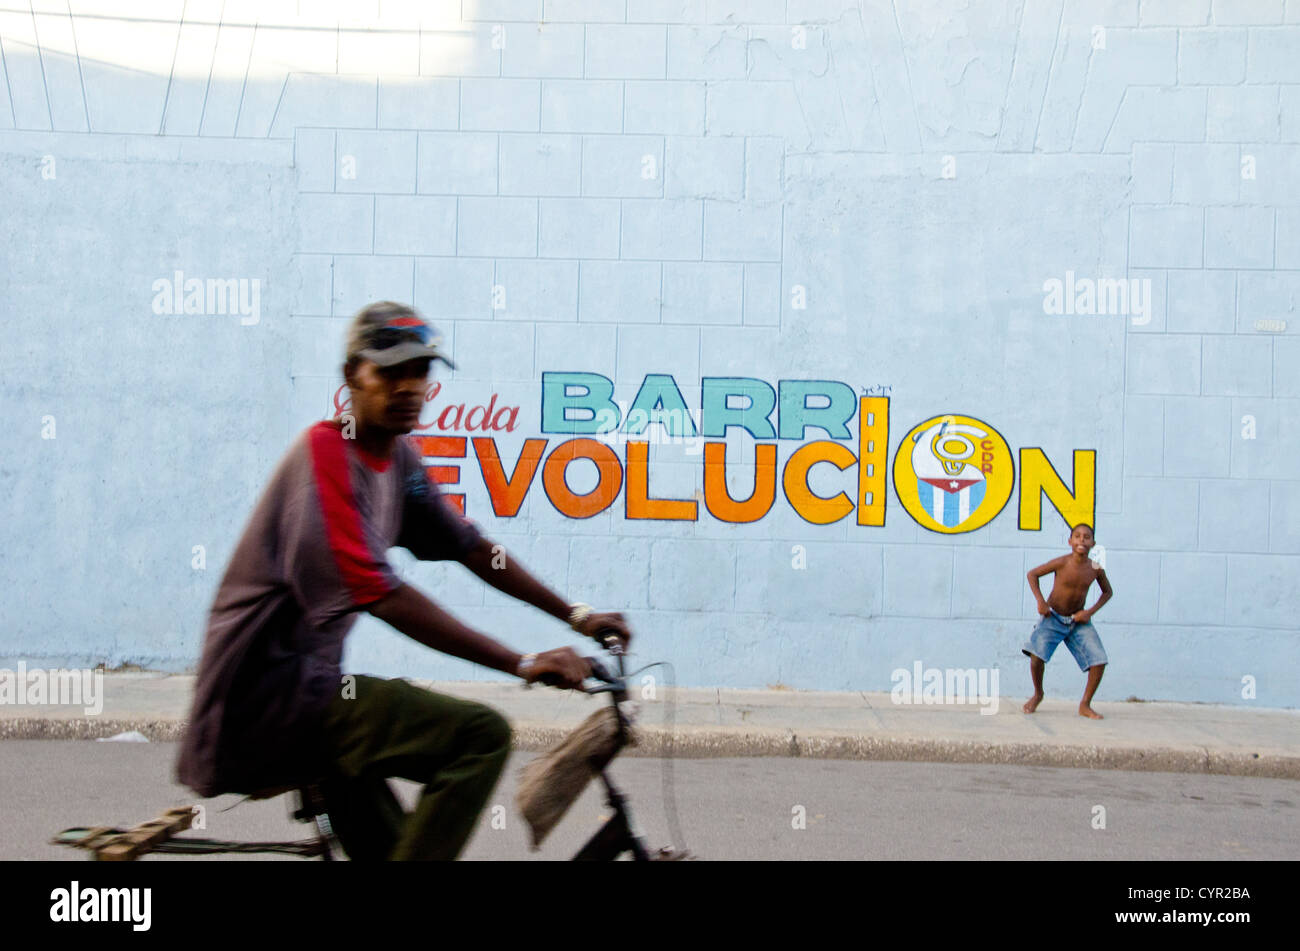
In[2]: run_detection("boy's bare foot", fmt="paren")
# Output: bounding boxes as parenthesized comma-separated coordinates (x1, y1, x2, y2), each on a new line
(1078, 704, 1103, 720)
(1022, 693, 1044, 713)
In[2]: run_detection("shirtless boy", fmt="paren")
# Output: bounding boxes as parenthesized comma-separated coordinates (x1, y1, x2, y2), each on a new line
(1022, 523, 1113, 719)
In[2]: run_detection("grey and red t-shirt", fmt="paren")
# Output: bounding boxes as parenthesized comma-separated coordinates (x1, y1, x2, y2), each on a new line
(175, 419, 481, 797)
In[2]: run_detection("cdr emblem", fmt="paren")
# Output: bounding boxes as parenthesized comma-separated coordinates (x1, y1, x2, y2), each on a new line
(892, 414, 1015, 534)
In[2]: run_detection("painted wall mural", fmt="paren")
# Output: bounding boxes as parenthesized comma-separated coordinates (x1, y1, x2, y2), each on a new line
(333, 374, 1095, 534)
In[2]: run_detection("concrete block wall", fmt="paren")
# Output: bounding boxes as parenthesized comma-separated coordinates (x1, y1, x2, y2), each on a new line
(2, 0, 1298, 706)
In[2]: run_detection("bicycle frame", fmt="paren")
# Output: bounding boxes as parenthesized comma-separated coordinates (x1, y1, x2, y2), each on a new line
(54, 637, 686, 861)
(567, 638, 655, 861)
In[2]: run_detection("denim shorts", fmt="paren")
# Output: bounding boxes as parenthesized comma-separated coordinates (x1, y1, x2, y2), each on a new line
(1022, 609, 1108, 672)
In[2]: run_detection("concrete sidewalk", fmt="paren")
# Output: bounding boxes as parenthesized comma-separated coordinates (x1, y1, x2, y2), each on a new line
(2, 673, 1297, 779)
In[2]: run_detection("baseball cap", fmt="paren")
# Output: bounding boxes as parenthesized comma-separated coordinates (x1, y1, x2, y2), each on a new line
(345, 302, 456, 369)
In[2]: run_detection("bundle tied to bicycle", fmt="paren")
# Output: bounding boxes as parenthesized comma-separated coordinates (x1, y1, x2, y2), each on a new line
(515, 706, 638, 849)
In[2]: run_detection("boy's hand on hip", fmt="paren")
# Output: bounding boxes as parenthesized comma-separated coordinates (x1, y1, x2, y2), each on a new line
(525, 647, 592, 689)
(1037, 603, 1051, 617)
(1072, 610, 1091, 624)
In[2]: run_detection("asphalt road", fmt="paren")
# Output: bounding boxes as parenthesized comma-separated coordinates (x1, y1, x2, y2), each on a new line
(4, 740, 1297, 860)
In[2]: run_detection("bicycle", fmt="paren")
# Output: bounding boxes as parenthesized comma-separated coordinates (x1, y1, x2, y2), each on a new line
(527, 635, 691, 861)
(51, 637, 690, 861)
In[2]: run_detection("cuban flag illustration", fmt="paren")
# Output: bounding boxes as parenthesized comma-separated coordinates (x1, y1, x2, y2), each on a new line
(910, 420, 989, 528)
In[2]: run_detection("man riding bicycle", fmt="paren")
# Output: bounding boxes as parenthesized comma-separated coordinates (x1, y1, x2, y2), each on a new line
(175, 301, 632, 860)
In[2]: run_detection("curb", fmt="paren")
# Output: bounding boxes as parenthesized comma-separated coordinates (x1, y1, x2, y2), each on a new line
(6, 717, 1298, 781)
(517, 727, 1300, 780)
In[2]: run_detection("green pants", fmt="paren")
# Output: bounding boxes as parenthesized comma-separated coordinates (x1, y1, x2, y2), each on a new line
(318, 675, 512, 861)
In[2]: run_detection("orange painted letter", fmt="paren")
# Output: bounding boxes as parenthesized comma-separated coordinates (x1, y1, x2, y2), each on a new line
(703, 442, 776, 523)
(783, 440, 857, 525)
(626, 441, 697, 520)
(473, 437, 546, 517)
(542, 438, 623, 519)
(413, 436, 466, 514)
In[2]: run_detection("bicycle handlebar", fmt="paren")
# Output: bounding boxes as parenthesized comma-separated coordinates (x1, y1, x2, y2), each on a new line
(532, 628, 629, 691)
